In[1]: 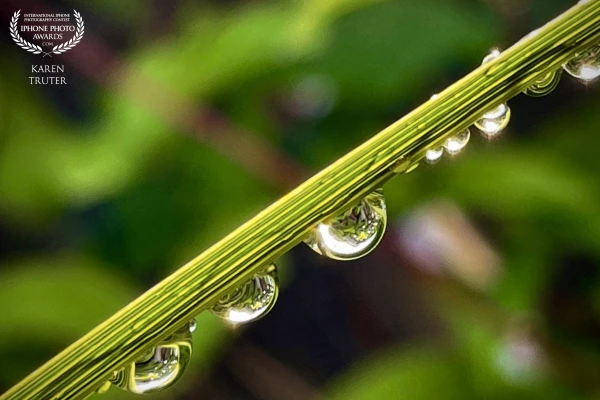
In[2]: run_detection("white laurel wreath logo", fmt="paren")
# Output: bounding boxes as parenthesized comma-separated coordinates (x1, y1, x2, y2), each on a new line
(9, 9, 84, 57)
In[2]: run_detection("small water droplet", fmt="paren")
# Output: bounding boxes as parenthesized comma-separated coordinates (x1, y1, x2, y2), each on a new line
(475, 104, 511, 138)
(483, 49, 502, 65)
(524, 69, 562, 97)
(563, 44, 600, 81)
(111, 321, 194, 394)
(211, 264, 279, 324)
(305, 189, 386, 260)
(443, 128, 470, 155)
(425, 147, 443, 163)
(477, 50, 511, 137)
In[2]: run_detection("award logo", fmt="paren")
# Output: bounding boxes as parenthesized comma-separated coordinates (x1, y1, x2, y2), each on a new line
(9, 9, 84, 84)
(10, 10, 84, 57)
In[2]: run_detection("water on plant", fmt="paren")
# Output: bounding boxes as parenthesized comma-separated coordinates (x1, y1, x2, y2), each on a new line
(563, 44, 600, 81)
(476, 50, 511, 137)
(110, 321, 194, 394)
(305, 189, 387, 260)
(444, 128, 471, 155)
(425, 147, 443, 163)
(475, 103, 511, 137)
(211, 264, 279, 324)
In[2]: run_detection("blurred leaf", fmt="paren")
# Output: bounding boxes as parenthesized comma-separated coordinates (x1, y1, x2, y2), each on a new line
(303, 0, 500, 107)
(0, 0, 379, 226)
(326, 345, 468, 400)
(84, 138, 274, 278)
(438, 147, 598, 219)
(0, 255, 232, 399)
(434, 286, 580, 400)
(142, 0, 381, 97)
(0, 255, 139, 388)
(68, 0, 145, 23)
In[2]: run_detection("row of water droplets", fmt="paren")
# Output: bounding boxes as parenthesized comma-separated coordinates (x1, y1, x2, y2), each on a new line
(426, 50, 510, 163)
(96, 320, 197, 395)
(98, 42, 600, 396)
(97, 271, 279, 394)
(425, 43, 600, 164)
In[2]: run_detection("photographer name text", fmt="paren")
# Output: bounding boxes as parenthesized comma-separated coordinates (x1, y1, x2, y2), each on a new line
(30, 64, 66, 84)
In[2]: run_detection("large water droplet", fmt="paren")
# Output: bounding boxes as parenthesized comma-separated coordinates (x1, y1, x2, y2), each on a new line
(425, 147, 443, 163)
(563, 44, 600, 81)
(443, 128, 470, 155)
(524, 69, 562, 97)
(111, 320, 194, 394)
(305, 189, 387, 260)
(475, 103, 511, 138)
(477, 50, 511, 137)
(211, 264, 279, 324)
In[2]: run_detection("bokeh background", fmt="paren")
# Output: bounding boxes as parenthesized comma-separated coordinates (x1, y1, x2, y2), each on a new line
(1, 0, 600, 399)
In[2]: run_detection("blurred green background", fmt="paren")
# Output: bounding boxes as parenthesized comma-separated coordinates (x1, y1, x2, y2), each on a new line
(1, 0, 600, 398)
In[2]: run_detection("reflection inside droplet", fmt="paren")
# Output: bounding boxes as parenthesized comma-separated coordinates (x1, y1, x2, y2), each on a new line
(111, 321, 194, 394)
(524, 69, 562, 97)
(476, 50, 512, 137)
(579, 65, 600, 80)
(425, 147, 443, 163)
(563, 44, 600, 81)
(475, 104, 511, 138)
(305, 189, 387, 260)
(443, 129, 470, 155)
(132, 346, 181, 393)
(211, 264, 279, 324)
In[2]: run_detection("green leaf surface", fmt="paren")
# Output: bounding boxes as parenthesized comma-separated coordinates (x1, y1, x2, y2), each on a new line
(327, 345, 467, 400)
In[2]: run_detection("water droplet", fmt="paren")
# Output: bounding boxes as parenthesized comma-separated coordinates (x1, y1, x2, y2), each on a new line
(563, 44, 600, 81)
(111, 321, 194, 394)
(425, 147, 443, 163)
(475, 103, 511, 138)
(477, 50, 511, 137)
(211, 264, 279, 324)
(483, 49, 502, 65)
(305, 189, 386, 260)
(524, 69, 562, 97)
(443, 128, 470, 155)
